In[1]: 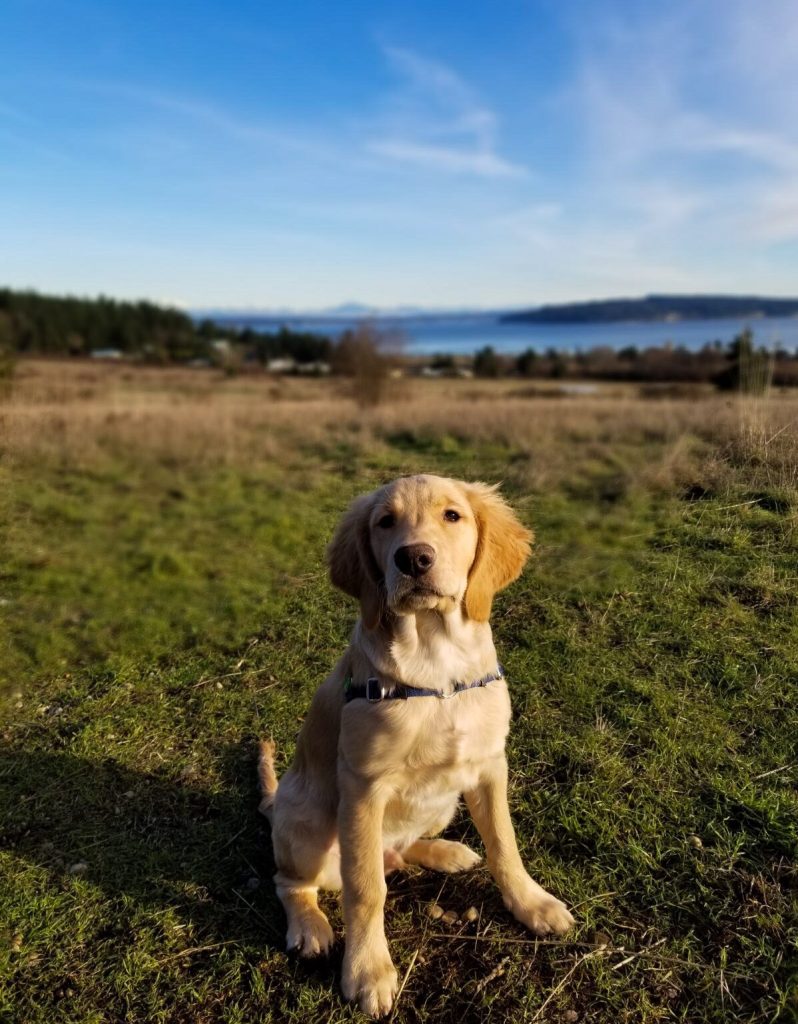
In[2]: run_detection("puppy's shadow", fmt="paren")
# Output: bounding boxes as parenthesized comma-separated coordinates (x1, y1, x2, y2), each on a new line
(0, 744, 292, 955)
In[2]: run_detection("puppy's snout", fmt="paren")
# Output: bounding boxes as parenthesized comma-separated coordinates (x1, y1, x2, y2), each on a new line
(394, 543, 436, 579)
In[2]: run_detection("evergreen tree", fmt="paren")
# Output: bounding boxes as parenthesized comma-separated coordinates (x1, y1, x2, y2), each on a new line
(473, 345, 500, 378)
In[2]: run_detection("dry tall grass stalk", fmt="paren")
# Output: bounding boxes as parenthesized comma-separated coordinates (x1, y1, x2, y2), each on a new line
(3, 360, 798, 495)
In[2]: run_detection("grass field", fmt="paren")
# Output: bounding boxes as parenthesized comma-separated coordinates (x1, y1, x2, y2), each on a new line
(2, 360, 797, 1023)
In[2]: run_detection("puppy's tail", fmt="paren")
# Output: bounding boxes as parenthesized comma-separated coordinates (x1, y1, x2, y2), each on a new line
(257, 738, 278, 821)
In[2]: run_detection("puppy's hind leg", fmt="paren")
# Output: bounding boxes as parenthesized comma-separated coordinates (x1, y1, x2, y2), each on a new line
(402, 838, 481, 873)
(259, 738, 339, 956)
(400, 797, 480, 873)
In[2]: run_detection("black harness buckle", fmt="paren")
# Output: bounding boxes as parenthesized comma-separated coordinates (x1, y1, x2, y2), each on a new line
(366, 677, 385, 702)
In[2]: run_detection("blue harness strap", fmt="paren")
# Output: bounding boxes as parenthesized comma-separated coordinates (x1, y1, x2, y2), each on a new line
(343, 665, 505, 703)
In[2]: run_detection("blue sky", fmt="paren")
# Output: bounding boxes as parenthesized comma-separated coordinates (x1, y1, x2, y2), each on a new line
(1, 0, 797, 310)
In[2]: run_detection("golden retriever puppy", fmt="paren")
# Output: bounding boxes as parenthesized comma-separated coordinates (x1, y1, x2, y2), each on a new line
(258, 474, 574, 1016)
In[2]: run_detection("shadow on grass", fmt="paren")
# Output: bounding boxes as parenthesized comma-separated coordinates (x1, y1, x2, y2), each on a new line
(0, 745, 301, 958)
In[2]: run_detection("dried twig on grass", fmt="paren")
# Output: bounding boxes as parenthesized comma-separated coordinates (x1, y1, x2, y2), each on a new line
(472, 955, 511, 995)
(389, 948, 420, 1022)
(153, 941, 237, 967)
(531, 949, 608, 1021)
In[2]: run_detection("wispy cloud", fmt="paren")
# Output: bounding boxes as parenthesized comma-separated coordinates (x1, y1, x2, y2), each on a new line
(365, 45, 525, 179)
(565, 2, 798, 247)
(71, 79, 337, 162)
(745, 187, 798, 243)
(367, 139, 523, 179)
(686, 123, 798, 174)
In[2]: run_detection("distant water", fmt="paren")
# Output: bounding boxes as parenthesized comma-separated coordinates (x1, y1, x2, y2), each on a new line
(215, 313, 798, 356)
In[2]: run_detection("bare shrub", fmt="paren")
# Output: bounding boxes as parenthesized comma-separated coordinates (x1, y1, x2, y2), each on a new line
(331, 322, 400, 408)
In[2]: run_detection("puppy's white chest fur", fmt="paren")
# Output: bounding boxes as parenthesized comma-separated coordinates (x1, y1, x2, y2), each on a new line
(341, 607, 512, 851)
(342, 681, 512, 852)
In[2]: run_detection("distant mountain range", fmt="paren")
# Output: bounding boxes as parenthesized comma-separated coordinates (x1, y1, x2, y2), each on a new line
(502, 294, 798, 324)
(195, 302, 497, 320)
(195, 294, 798, 324)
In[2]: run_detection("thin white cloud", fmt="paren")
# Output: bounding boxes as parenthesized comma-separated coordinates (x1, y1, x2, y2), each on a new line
(366, 45, 526, 179)
(68, 79, 339, 163)
(745, 188, 798, 243)
(721, 0, 798, 101)
(685, 123, 798, 173)
(380, 46, 497, 144)
(563, 2, 798, 251)
(367, 139, 524, 179)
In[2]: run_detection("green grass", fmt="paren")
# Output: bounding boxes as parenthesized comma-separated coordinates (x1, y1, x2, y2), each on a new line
(2, 430, 797, 1023)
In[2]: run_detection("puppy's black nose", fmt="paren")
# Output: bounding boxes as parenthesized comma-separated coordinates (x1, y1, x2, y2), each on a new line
(394, 543, 436, 578)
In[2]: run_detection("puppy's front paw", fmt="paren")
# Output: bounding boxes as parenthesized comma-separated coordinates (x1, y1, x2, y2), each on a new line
(510, 890, 574, 937)
(342, 952, 398, 1018)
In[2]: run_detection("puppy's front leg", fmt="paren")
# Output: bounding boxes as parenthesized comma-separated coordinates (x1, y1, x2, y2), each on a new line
(465, 756, 574, 936)
(338, 768, 398, 1017)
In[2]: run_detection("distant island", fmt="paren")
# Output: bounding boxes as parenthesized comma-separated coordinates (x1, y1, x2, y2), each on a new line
(502, 294, 798, 324)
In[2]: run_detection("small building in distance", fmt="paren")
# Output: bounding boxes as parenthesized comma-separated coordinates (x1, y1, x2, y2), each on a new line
(266, 357, 297, 374)
(295, 360, 331, 375)
(90, 348, 124, 360)
(266, 357, 330, 375)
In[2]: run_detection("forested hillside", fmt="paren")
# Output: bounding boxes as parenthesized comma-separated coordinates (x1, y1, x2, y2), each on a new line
(503, 294, 798, 323)
(0, 288, 331, 365)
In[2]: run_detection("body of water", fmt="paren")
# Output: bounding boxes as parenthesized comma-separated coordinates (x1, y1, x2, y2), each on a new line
(215, 313, 798, 357)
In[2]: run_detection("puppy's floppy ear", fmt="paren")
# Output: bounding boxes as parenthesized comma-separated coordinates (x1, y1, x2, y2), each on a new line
(463, 483, 533, 622)
(326, 491, 384, 630)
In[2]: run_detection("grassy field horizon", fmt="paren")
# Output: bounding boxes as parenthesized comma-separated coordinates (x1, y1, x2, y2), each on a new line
(1, 359, 797, 1022)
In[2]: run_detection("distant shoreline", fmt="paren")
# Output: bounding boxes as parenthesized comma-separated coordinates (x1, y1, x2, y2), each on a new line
(213, 311, 798, 357)
(197, 294, 798, 327)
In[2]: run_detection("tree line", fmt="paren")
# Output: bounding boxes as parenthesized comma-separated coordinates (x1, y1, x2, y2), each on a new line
(468, 330, 794, 390)
(0, 288, 331, 366)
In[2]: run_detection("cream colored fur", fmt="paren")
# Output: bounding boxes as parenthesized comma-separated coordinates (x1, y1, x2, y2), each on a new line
(259, 474, 574, 1016)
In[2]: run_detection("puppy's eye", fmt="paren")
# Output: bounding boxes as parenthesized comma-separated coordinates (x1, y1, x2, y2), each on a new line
(377, 513, 395, 529)
(443, 509, 461, 523)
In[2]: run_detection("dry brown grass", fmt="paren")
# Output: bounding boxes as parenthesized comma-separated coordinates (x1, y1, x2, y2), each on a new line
(3, 359, 798, 496)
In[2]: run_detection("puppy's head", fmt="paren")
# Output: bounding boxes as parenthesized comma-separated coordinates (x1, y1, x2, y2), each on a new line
(327, 475, 532, 628)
